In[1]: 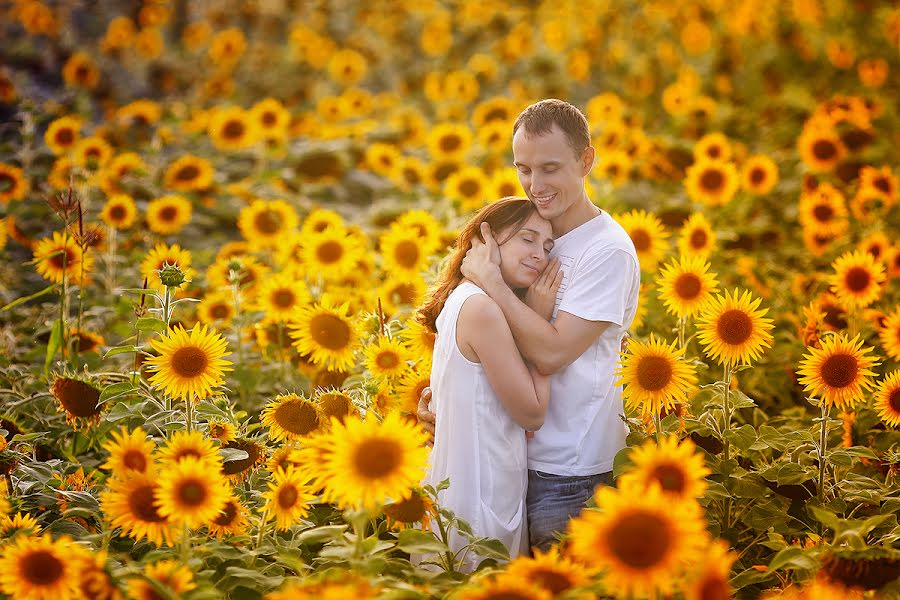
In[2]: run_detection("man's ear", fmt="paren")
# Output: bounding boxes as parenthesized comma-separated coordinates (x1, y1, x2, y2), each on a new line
(581, 145, 596, 177)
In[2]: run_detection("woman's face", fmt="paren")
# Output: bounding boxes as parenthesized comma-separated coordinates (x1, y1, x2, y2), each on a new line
(496, 211, 554, 289)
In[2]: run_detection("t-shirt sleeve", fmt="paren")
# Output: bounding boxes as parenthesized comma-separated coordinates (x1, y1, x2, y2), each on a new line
(556, 248, 638, 326)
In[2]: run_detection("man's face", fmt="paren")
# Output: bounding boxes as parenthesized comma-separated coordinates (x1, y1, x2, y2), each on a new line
(512, 124, 592, 223)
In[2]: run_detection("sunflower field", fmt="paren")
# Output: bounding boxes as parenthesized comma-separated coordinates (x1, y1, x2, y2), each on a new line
(0, 0, 899, 598)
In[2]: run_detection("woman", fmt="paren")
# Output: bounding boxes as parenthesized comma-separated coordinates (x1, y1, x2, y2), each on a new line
(416, 197, 560, 571)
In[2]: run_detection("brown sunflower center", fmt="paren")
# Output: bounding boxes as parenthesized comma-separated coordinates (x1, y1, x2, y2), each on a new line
(278, 484, 299, 509)
(0, 173, 14, 192)
(749, 167, 766, 185)
(394, 240, 421, 269)
(389, 282, 418, 306)
(353, 437, 402, 479)
(649, 463, 687, 493)
(375, 350, 400, 370)
(636, 355, 673, 392)
(309, 313, 351, 350)
(129, 483, 165, 522)
(273, 400, 319, 435)
(49, 247, 76, 270)
(607, 511, 671, 568)
(888, 388, 900, 413)
(170, 346, 209, 378)
(439, 134, 461, 153)
(697, 574, 731, 600)
(223, 119, 245, 140)
(844, 267, 871, 292)
(21, 549, 64, 586)
(820, 353, 858, 389)
(384, 493, 426, 524)
(253, 210, 281, 235)
(210, 304, 231, 319)
(316, 240, 344, 264)
(261, 111, 277, 127)
(175, 165, 200, 181)
(52, 377, 101, 418)
(158, 206, 178, 222)
(55, 128, 75, 145)
(674, 273, 702, 300)
(221, 440, 261, 476)
(699, 168, 724, 192)
(272, 289, 296, 309)
(177, 479, 207, 506)
(318, 394, 351, 421)
(716, 309, 753, 345)
(813, 204, 834, 222)
(109, 204, 127, 220)
(872, 176, 890, 195)
(214, 501, 238, 526)
(689, 228, 708, 249)
(529, 568, 575, 595)
(630, 229, 651, 252)
(123, 450, 148, 471)
(458, 178, 481, 198)
(811, 139, 837, 161)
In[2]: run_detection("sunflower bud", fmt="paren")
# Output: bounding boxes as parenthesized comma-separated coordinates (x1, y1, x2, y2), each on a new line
(158, 262, 186, 288)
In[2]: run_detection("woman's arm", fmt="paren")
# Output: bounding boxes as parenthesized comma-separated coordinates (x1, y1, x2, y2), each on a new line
(457, 294, 551, 431)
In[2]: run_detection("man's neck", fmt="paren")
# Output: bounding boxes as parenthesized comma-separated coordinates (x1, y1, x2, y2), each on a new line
(551, 194, 602, 237)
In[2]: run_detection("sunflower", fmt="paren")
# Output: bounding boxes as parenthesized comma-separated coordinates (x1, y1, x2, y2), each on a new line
(255, 274, 310, 324)
(684, 159, 739, 207)
(146, 194, 192, 236)
(858, 165, 897, 204)
(48, 157, 79, 190)
(873, 371, 900, 428)
(363, 336, 412, 383)
(263, 466, 317, 531)
(62, 51, 99, 89)
(221, 438, 268, 484)
(128, 559, 195, 600)
(444, 166, 489, 212)
(145, 324, 232, 403)
(0, 513, 42, 538)
(364, 142, 401, 178)
(156, 430, 221, 468)
(798, 126, 846, 172)
(32, 230, 93, 285)
(741, 154, 779, 195)
(196, 290, 234, 327)
(43, 116, 82, 155)
(797, 334, 880, 410)
(98, 152, 147, 196)
(398, 317, 436, 359)
(803, 228, 839, 258)
(858, 231, 891, 264)
(207, 496, 250, 540)
(595, 150, 632, 187)
(73, 550, 120, 600)
(684, 540, 737, 600)
(383, 488, 434, 532)
(101, 427, 156, 477)
(380, 226, 431, 277)
(477, 120, 511, 155)
(315, 389, 357, 425)
(879, 309, 900, 361)
(249, 97, 290, 141)
(693, 132, 732, 162)
(657, 255, 719, 318)
(619, 435, 710, 501)
(392, 210, 443, 252)
(676, 213, 716, 259)
(72, 136, 113, 174)
(139, 242, 195, 291)
(100, 472, 178, 546)
(427, 122, 472, 162)
(456, 575, 552, 600)
(377, 276, 427, 317)
(266, 577, 379, 600)
(318, 412, 430, 510)
(888, 246, 900, 280)
(616, 209, 670, 273)
(0, 163, 29, 204)
(99, 194, 137, 230)
(205, 419, 237, 444)
(154, 456, 229, 529)
(696, 289, 775, 366)
(163, 154, 214, 192)
(238, 199, 299, 249)
(0, 534, 84, 600)
(50, 374, 102, 427)
(299, 226, 365, 281)
(206, 255, 270, 301)
(799, 183, 849, 236)
(390, 155, 428, 191)
(565, 484, 707, 598)
(208, 106, 258, 152)
(261, 393, 322, 442)
(301, 207, 345, 235)
(617, 335, 697, 418)
(288, 297, 360, 371)
(503, 547, 590, 597)
(828, 250, 886, 309)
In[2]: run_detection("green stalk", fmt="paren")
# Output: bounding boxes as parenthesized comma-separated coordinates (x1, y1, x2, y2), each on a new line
(432, 509, 456, 573)
(181, 522, 190, 564)
(817, 399, 829, 507)
(255, 510, 270, 550)
(722, 363, 733, 531)
(185, 396, 194, 433)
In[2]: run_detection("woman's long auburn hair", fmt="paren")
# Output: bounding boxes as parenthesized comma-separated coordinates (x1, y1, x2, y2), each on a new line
(416, 197, 538, 333)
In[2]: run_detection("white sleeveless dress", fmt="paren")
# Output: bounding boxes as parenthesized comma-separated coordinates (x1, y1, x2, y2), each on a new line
(422, 282, 528, 571)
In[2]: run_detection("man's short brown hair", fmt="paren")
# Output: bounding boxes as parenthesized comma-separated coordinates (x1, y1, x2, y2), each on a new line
(512, 99, 591, 156)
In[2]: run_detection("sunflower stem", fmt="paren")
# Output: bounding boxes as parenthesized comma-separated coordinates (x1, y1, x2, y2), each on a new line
(255, 510, 270, 550)
(106, 226, 117, 293)
(181, 522, 190, 564)
(432, 507, 456, 572)
(653, 409, 661, 446)
(817, 399, 829, 513)
(722, 363, 733, 531)
(162, 285, 173, 329)
(58, 227, 69, 369)
(277, 322, 287, 382)
(677, 316, 686, 351)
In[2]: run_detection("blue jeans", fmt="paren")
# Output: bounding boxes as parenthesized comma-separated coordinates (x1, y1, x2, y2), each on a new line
(526, 469, 614, 552)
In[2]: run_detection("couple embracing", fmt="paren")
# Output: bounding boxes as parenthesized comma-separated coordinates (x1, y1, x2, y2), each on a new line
(415, 99, 641, 569)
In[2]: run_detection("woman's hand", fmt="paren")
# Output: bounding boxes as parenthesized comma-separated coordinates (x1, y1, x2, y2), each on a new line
(525, 258, 563, 321)
(416, 387, 436, 447)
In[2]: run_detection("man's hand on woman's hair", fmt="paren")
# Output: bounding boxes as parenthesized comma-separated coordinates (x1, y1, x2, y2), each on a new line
(461, 222, 503, 288)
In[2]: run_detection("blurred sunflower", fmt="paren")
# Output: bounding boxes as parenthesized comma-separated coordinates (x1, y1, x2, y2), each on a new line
(146, 194, 192, 236)
(828, 250, 885, 309)
(797, 334, 879, 410)
(0, 513, 41, 538)
(684, 540, 736, 600)
(380, 225, 432, 277)
(798, 126, 846, 172)
(858, 165, 897, 203)
(72, 136, 113, 174)
(377, 276, 426, 317)
(741, 155, 779, 195)
(140, 242, 195, 290)
(694, 132, 732, 162)
(43, 115, 81, 155)
(50, 374, 102, 427)
(0, 163, 29, 204)
(300, 226, 365, 281)
(48, 157, 79, 190)
(208, 106, 258, 152)
(676, 213, 716, 258)
(301, 207, 345, 235)
(427, 122, 472, 162)
(393, 210, 443, 253)
(206, 419, 237, 444)
(327, 48, 367, 86)
(32, 230, 93, 285)
(196, 290, 234, 327)
(318, 412, 430, 510)
(873, 371, 900, 428)
(857, 231, 891, 263)
(156, 430, 221, 468)
(657, 255, 719, 318)
(0, 534, 83, 600)
(566, 484, 707, 598)
(206, 255, 270, 300)
(315, 389, 356, 425)
(128, 559, 195, 600)
(879, 309, 900, 361)
(163, 154, 214, 192)
(363, 336, 412, 384)
(100, 194, 138, 229)
(383, 488, 434, 532)
(154, 456, 229, 529)
(617, 335, 697, 418)
(391, 156, 428, 191)
(596, 150, 632, 187)
(221, 438, 268, 484)
(73, 551, 119, 600)
(616, 209, 670, 273)
(207, 496, 250, 540)
(684, 159, 739, 206)
(100, 472, 178, 547)
(115, 99, 161, 128)
(850, 188, 891, 224)
(98, 152, 146, 196)
(289, 297, 360, 372)
(101, 427, 155, 477)
(62, 51, 100, 89)
(455, 576, 552, 600)
(208, 27, 246, 66)
(444, 166, 489, 212)
(503, 547, 590, 597)
(799, 183, 849, 236)
(68, 327, 103, 354)
(400, 317, 436, 358)
(696, 289, 775, 366)
(490, 167, 524, 200)
(619, 435, 710, 500)
(261, 393, 322, 442)
(145, 324, 232, 402)
(364, 142, 401, 178)
(263, 466, 317, 531)
(250, 97, 290, 141)
(238, 199, 299, 249)
(255, 274, 310, 323)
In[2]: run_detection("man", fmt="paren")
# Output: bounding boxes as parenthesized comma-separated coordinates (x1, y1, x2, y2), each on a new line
(418, 99, 641, 551)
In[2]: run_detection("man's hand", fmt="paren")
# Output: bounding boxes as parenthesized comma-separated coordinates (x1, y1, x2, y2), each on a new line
(525, 258, 563, 321)
(461, 222, 503, 289)
(416, 386, 436, 447)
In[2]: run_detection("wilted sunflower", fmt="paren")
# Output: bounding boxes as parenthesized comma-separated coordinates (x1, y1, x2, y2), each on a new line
(156, 430, 221, 468)
(503, 547, 590, 597)
(238, 199, 299, 249)
(741, 155, 779, 195)
(263, 466, 317, 531)
(145, 324, 232, 402)
(0, 534, 84, 600)
(566, 483, 707, 598)
(657, 255, 719, 318)
(676, 213, 716, 258)
(100, 472, 178, 547)
(288, 297, 361, 372)
(208, 106, 258, 152)
(32, 230, 93, 285)
(873, 371, 900, 428)
(878, 309, 900, 361)
(261, 393, 322, 442)
(50, 374, 102, 427)
(163, 154, 214, 192)
(43, 115, 82, 155)
(616, 209, 669, 273)
(684, 540, 736, 600)
(363, 336, 412, 383)
(619, 435, 710, 500)
(146, 194, 192, 236)
(300, 226, 365, 281)
(797, 334, 880, 410)
(255, 274, 310, 324)
(127, 559, 195, 600)
(828, 250, 885, 309)
(154, 456, 229, 529)
(318, 412, 430, 510)
(696, 289, 775, 366)
(207, 496, 251, 540)
(684, 159, 739, 207)
(100, 194, 138, 229)
(617, 335, 697, 418)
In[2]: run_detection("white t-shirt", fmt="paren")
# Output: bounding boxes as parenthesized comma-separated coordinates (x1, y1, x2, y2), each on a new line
(527, 210, 640, 476)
